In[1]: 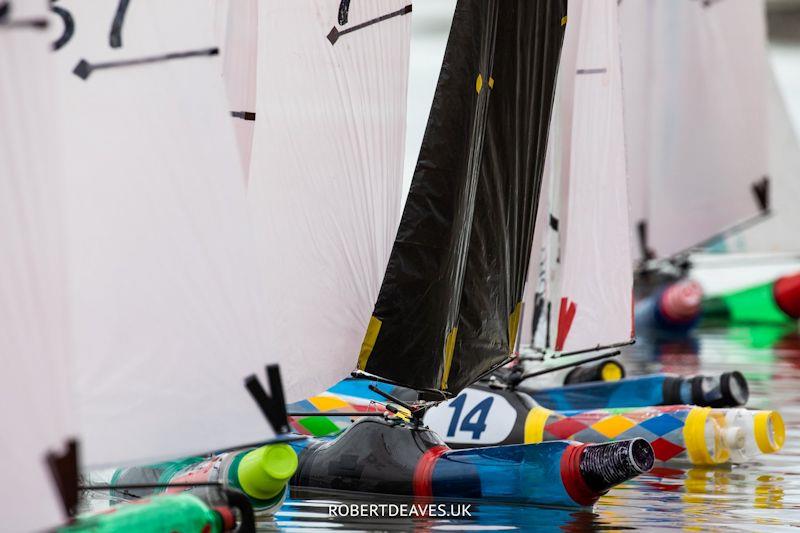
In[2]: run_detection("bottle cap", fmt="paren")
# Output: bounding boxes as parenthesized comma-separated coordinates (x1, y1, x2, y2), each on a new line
(600, 361, 624, 382)
(683, 407, 726, 465)
(237, 443, 298, 500)
(774, 272, 800, 319)
(753, 411, 785, 454)
(658, 280, 703, 323)
(720, 371, 749, 407)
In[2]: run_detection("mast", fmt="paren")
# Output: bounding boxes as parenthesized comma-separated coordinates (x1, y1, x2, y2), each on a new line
(357, 0, 567, 396)
(1, 2, 72, 530)
(526, 0, 634, 357)
(53, 1, 286, 467)
(620, 0, 770, 262)
(247, 1, 412, 402)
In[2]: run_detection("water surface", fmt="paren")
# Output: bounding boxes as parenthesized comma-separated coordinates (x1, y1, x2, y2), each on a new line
(269, 325, 800, 531)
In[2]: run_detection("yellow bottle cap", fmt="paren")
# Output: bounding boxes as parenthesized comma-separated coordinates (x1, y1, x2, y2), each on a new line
(753, 411, 785, 454)
(684, 407, 719, 466)
(237, 443, 298, 500)
(600, 361, 624, 382)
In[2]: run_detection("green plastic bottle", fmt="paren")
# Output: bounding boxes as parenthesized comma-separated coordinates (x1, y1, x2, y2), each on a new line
(111, 443, 298, 514)
(703, 272, 800, 323)
(60, 493, 231, 533)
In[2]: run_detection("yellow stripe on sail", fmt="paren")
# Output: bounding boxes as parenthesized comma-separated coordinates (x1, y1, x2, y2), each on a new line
(441, 327, 458, 390)
(357, 316, 382, 370)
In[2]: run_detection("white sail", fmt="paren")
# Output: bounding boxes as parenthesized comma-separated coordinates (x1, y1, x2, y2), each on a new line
(54, 1, 280, 467)
(0, 2, 71, 529)
(723, 69, 800, 253)
(248, 1, 411, 400)
(620, 0, 770, 261)
(528, 0, 633, 355)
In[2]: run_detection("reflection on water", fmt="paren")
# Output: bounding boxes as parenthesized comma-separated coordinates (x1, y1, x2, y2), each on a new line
(270, 326, 800, 530)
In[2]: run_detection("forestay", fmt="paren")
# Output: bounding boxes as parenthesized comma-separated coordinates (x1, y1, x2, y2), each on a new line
(529, 0, 633, 355)
(54, 1, 280, 467)
(1, 2, 72, 529)
(620, 0, 770, 261)
(247, 1, 411, 400)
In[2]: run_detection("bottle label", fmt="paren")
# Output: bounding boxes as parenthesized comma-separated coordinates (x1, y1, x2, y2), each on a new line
(165, 453, 229, 493)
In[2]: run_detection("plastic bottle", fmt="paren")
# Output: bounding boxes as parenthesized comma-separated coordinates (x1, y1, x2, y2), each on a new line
(60, 493, 235, 533)
(563, 359, 625, 384)
(288, 416, 653, 508)
(526, 371, 748, 410)
(524, 405, 785, 466)
(635, 280, 703, 332)
(703, 271, 800, 323)
(111, 443, 297, 515)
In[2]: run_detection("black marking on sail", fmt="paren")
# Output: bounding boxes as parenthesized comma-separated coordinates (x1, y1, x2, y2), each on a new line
(637, 220, 656, 261)
(73, 47, 218, 80)
(327, 4, 411, 45)
(231, 111, 257, 121)
(109, 0, 132, 48)
(549, 214, 559, 232)
(46, 439, 80, 518)
(751, 176, 769, 212)
(244, 364, 290, 435)
(338, 0, 351, 26)
(50, 3, 74, 51)
(0, 2, 49, 31)
(576, 67, 607, 75)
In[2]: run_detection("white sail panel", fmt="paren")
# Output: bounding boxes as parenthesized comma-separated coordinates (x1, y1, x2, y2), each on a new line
(55, 1, 278, 467)
(0, 2, 71, 529)
(248, 1, 411, 400)
(725, 70, 800, 253)
(621, 0, 770, 260)
(553, 0, 633, 353)
(217, 0, 259, 179)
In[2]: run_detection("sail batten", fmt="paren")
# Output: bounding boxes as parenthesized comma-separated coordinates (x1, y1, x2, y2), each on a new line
(360, 0, 567, 395)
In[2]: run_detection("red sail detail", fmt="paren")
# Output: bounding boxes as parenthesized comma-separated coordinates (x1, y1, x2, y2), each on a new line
(555, 297, 577, 351)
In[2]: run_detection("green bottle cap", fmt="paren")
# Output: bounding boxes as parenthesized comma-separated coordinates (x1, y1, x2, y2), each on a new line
(237, 443, 298, 500)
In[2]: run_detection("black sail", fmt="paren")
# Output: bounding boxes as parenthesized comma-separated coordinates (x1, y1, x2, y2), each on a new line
(357, 0, 567, 396)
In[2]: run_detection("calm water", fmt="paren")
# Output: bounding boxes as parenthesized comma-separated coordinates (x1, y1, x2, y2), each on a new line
(266, 325, 800, 531)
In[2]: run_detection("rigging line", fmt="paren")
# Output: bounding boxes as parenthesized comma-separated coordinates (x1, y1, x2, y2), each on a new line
(72, 47, 219, 80)
(326, 4, 411, 45)
(287, 411, 385, 417)
(79, 481, 223, 492)
(658, 209, 773, 267)
(516, 350, 622, 383)
(523, 339, 635, 361)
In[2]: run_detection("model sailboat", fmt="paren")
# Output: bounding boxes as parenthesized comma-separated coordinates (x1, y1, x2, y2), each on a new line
(619, 0, 800, 327)
(4, 1, 318, 529)
(280, 0, 654, 508)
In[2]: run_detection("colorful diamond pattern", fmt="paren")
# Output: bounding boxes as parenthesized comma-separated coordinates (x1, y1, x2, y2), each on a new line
(591, 415, 637, 438)
(545, 417, 588, 440)
(639, 413, 685, 437)
(650, 437, 685, 461)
